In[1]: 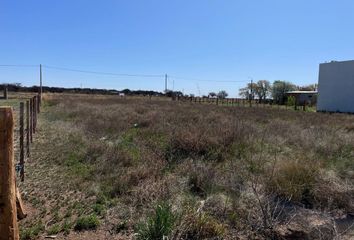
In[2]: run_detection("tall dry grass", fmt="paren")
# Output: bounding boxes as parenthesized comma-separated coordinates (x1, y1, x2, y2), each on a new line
(30, 93, 354, 239)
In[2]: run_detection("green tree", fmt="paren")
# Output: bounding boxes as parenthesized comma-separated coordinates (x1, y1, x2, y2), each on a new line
(239, 83, 257, 100)
(255, 80, 271, 103)
(239, 80, 270, 102)
(271, 80, 296, 104)
(208, 92, 217, 98)
(217, 90, 228, 99)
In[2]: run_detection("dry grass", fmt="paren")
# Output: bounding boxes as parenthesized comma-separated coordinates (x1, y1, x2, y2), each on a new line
(17, 93, 354, 239)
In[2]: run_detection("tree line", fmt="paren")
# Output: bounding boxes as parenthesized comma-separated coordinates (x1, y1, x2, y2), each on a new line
(206, 80, 316, 105)
(0, 83, 164, 96)
(239, 80, 316, 104)
(1, 81, 316, 105)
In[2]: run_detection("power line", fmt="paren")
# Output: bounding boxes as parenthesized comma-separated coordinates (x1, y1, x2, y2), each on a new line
(0, 64, 251, 88)
(169, 75, 248, 83)
(0, 64, 38, 67)
(43, 65, 164, 78)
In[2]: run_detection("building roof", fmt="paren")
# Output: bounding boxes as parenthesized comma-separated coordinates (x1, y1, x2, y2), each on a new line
(321, 60, 354, 65)
(286, 91, 318, 94)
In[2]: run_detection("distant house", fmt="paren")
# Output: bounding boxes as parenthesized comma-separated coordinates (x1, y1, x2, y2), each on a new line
(317, 60, 354, 113)
(286, 91, 318, 106)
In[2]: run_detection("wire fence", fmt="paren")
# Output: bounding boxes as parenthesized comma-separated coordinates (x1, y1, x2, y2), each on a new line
(0, 90, 42, 239)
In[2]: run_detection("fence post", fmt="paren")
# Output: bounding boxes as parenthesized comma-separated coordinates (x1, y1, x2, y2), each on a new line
(37, 95, 40, 113)
(29, 98, 33, 143)
(0, 107, 19, 240)
(26, 101, 30, 158)
(19, 103, 24, 182)
(33, 96, 37, 134)
(4, 86, 8, 100)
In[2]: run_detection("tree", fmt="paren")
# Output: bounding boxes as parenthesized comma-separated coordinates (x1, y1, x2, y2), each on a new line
(208, 92, 217, 98)
(239, 83, 256, 100)
(271, 80, 296, 104)
(165, 90, 183, 98)
(239, 80, 270, 102)
(217, 90, 228, 99)
(254, 80, 271, 103)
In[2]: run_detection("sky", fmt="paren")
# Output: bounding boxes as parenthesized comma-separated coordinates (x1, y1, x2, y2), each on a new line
(1, 0, 354, 97)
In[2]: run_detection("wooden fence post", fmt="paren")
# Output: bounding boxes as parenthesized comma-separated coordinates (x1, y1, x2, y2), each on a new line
(29, 98, 33, 143)
(4, 86, 8, 100)
(33, 97, 37, 133)
(26, 101, 30, 158)
(37, 95, 40, 113)
(0, 107, 19, 240)
(19, 102, 24, 182)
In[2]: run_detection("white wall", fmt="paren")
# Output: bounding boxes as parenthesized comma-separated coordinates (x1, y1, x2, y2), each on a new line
(317, 60, 354, 113)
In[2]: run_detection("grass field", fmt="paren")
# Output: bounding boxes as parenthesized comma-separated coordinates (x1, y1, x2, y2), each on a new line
(3, 93, 353, 239)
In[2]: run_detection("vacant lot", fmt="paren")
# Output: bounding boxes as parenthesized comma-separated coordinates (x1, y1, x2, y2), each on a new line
(18, 94, 354, 239)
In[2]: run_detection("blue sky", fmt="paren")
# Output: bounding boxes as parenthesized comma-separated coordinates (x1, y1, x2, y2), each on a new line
(1, 0, 354, 96)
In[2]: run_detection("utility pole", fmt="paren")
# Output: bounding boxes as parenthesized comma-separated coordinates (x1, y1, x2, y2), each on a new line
(165, 74, 168, 93)
(39, 64, 42, 101)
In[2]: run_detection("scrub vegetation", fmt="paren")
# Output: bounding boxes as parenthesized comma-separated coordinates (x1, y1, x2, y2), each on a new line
(19, 94, 354, 239)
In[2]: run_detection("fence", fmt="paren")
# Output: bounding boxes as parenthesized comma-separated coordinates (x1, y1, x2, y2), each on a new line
(0, 86, 8, 100)
(0, 93, 41, 240)
(173, 96, 310, 111)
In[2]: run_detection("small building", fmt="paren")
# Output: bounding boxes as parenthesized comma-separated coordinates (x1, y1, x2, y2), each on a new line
(286, 91, 318, 106)
(317, 60, 354, 113)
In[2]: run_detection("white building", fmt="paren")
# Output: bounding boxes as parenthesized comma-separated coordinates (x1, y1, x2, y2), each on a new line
(317, 60, 354, 113)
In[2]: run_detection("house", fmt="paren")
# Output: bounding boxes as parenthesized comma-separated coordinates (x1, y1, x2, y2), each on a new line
(286, 90, 318, 106)
(317, 60, 354, 113)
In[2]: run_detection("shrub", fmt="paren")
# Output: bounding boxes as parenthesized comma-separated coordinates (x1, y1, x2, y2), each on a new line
(20, 222, 44, 240)
(188, 164, 215, 197)
(93, 203, 106, 216)
(62, 220, 72, 235)
(268, 159, 319, 206)
(74, 214, 100, 231)
(176, 211, 226, 239)
(287, 96, 296, 106)
(47, 223, 61, 235)
(136, 203, 176, 240)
